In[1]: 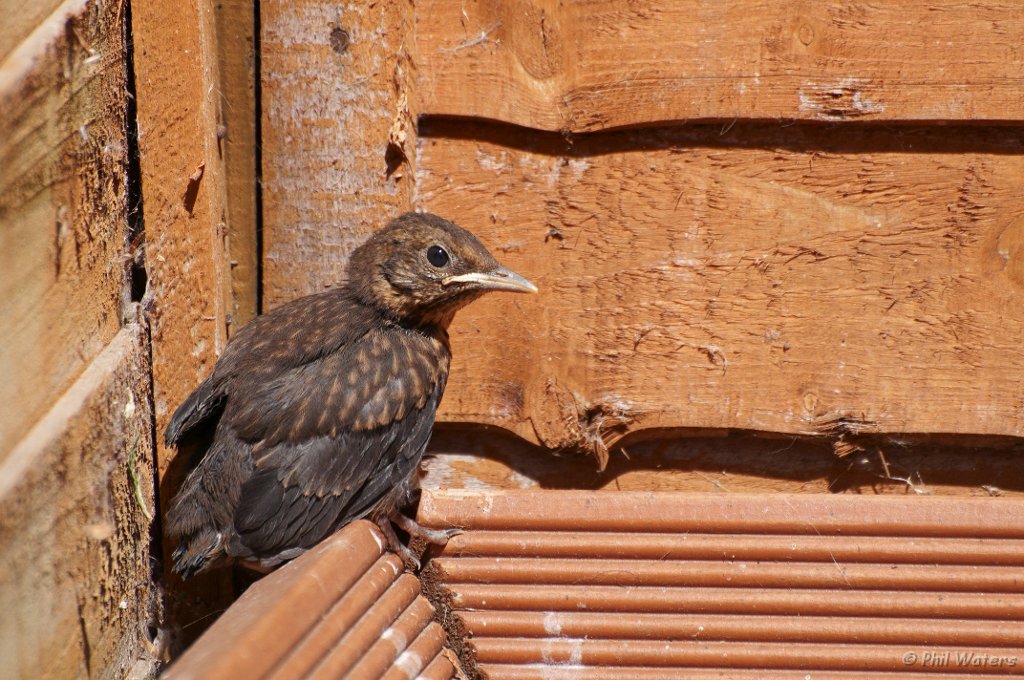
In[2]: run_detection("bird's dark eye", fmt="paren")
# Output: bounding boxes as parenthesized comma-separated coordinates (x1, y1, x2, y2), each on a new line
(426, 245, 450, 268)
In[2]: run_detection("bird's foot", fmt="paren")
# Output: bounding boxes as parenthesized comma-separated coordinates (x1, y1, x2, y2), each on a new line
(375, 513, 463, 570)
(375, 515, 421, 569)
(391, 512, 463, 546)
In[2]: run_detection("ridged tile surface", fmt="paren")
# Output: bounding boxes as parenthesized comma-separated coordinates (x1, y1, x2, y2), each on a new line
(421, 491, 1024, 679)
(164, 520, 456, 680)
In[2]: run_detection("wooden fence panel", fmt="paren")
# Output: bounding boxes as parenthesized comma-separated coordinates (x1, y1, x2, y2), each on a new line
(0, 0, 130, 461)
(131, 0, 235, 483)
(0, 3, 162, 677)
(0, 325, 157, 679)
(259, 0, 416, 308)
(416, 0, 1024, 131)
(419, 122, 1024, 458)
(131, 0, 250, 643)
(257, 0, 1024, 460)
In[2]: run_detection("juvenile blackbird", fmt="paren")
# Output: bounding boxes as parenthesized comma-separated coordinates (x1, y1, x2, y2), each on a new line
(165, 212, 536, 577)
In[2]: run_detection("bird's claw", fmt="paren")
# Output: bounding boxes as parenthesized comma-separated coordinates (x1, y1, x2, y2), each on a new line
(375, 512, 462, 570)
(391, 512, 463, 546)
(375, 515, 422, 569)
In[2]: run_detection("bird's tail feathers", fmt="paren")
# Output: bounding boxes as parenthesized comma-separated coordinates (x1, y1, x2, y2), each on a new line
(172, 530, 227, 578)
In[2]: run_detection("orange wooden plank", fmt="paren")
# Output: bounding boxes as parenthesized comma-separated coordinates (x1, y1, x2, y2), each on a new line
(130, 0, 240, 640)
(418, 122, 1024, 457)
(259, 0, 416, 309)
(459, 611, 1024, 647)
(417, 0, 1024, 131)
(484, 668, 1006, 680)
(436, 557, 1024, 592)
(438, 530, 1024, 566)
(165, 521, 458, 680)
(131, 0, 234, 484)
(473, 638, 1023, 674)
(164, 521, 383, 679)
(420, 490, 1024, 537)
(267, 554, 405, 679)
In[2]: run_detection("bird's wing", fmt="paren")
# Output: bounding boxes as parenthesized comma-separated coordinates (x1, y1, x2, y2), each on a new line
(164, 374, 226, 446)
(164, 290, 374, 448)
(226, 328, 449, 557)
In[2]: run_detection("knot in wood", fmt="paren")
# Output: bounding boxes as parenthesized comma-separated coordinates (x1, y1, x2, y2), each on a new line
(329, 26, 350, 54)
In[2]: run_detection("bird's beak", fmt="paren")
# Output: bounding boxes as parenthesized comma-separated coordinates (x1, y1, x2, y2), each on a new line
(443, 266, 539, 294)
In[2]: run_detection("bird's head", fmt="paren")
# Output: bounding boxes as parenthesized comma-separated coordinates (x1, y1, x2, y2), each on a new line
(347, 212, 537, 326)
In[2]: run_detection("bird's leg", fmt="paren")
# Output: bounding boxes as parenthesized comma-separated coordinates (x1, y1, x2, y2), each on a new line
(375, 514, 421, 568)
(390, 511, 463, 546)
(375, 511, 463, 570)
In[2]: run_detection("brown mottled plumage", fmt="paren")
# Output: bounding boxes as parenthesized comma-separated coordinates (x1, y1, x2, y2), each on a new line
(165, 213, 536, 577)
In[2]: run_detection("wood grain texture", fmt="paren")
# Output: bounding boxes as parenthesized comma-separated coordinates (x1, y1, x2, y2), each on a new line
(416, 0, 1024, 131)
(420, 490, 1024, 679)
(131, 0, 239, 643)
(213, 0, 260, 327)
(131, 0, 234, 483)
(423, 428, 1024, 496)
(0, 0, 129, 461)
(418, 122, 1024, 459)
(0, 324, 159, 680)
(260, 0, 416, 308)
(0, 0, 63, 62)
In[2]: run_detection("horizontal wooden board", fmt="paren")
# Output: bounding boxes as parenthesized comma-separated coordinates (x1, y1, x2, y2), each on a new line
(418, 122, 1024, 459)
(0, 324, 159, 679)
(416, 0, 1024, 130)
(422, 428, 1024, 496)
(0, 0, 62, 63)
(0, 0, 129, 461)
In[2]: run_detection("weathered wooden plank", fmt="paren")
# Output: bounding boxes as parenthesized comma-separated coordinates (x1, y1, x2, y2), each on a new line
(422, 429, 1024, 495)
(131, 0, 234, 483)
(213, 0, 260, 327)
(0, 323, 160, 680)
(416, 0, 1024, 131)
(260, 0, 416, 308)
(0, 0, 63, 63)
(417, 122, 1024, 461)
(130, 0, 239, 641)
(0, 0, 129, 461)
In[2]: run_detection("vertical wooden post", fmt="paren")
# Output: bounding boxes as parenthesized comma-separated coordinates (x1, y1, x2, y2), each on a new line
(260, 0, 416, 306)
(130, 0, 240, 641)
(213, 0, 260, 327)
